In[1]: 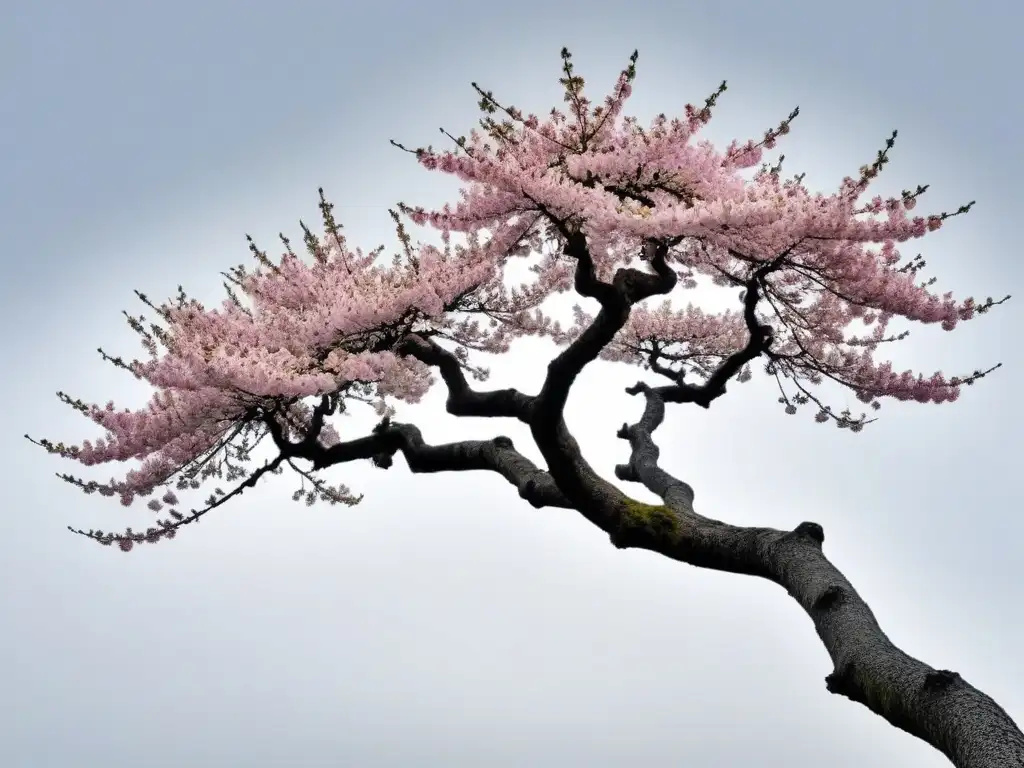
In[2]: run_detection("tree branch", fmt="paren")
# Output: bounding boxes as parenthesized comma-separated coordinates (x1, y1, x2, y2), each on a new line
(611, 383, 1024, 767)
(398, 333, 534, 420)
(649, 254, 780, 408)
(527, 235, 676, 510)
(564, 230, 619, 305)
(537, 236, 676, 425)
(266, 411, 571, 510)
(614, 381, 694, 510)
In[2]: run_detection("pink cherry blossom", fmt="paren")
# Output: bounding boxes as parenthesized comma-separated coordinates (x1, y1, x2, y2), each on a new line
(33, 48, 1005, 549)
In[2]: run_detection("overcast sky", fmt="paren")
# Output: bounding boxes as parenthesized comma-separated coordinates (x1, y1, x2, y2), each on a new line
(2, 1, 1021, 766)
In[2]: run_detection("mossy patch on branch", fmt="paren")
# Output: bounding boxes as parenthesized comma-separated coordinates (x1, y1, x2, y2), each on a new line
(615, 498, 681, 546)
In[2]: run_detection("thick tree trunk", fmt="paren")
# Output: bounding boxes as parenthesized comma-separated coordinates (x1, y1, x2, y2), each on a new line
(767, 523, 1024, 767)
(599, 497, 1024, 768)
(608, 385, 1024, 767)
(608, 508, 1024, 766)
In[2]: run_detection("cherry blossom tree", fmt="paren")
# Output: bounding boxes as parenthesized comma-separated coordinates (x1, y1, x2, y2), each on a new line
(31, 49, 1019, 766)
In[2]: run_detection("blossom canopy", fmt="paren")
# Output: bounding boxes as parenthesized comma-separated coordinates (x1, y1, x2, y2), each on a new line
(32, 48, 1006, 550)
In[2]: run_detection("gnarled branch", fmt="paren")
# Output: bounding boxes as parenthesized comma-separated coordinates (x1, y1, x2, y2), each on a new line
(649, 252, 780, 408)
(265, 410, 571, 510)
(538, 236, 675, 425)
(398, 334, 535, 420)
(527, 234, 676, 509)
(614, 381, 694, 510)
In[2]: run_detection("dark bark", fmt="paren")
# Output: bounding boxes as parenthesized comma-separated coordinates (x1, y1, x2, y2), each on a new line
(264, 404, 571, 511)
(613, 382, 1024, 767)
(397, 334, 534, 420)
(267, 233, 1023, 765)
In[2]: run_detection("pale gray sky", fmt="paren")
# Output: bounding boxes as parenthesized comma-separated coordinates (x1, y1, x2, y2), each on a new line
(2, 1, 1021, 766)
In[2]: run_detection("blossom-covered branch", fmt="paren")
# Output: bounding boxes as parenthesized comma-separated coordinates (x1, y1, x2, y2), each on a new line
(63, 402, 572, 550)
(638, 249, 783, 408)
(33, 46, 1004, 547)
(405, 48, 1005, 428)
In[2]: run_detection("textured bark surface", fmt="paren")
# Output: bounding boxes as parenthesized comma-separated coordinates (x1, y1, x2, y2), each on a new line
(613, 384, 1024, 768)
(253, 236, 1024, 767)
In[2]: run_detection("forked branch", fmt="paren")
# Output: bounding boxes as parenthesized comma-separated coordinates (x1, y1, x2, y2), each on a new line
(528, 233, 676, 510)
(649, 253, 781, 408)
(537, 235, 675, 425)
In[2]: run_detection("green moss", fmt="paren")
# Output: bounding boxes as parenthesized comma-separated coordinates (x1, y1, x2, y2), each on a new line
(616, 498, 681, 545)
